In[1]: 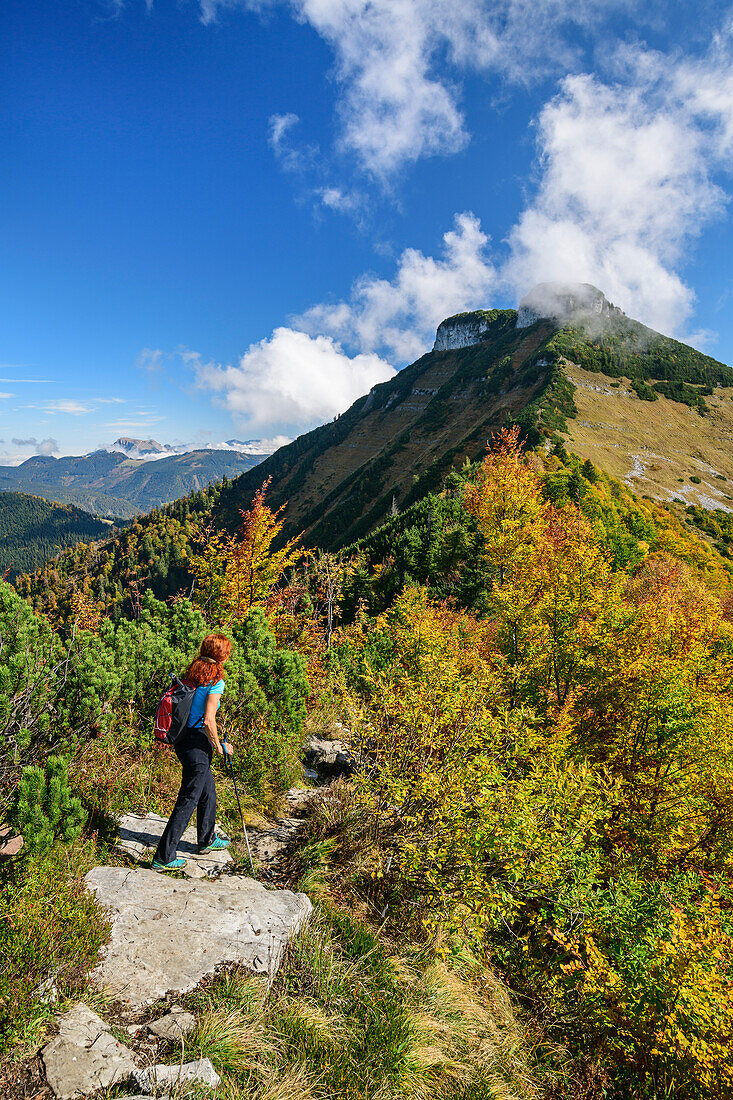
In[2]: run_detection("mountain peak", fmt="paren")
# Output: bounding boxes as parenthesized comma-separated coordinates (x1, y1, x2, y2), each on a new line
(516, 282, 624, 329)
(432, 285, 626, 352)
(111, 437, 170, 457)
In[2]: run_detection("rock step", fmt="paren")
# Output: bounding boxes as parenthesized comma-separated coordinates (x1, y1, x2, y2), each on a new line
(42, 1003, 137, 1100)
(116, 812, 232, 879)
(85, 866, 312, 1005)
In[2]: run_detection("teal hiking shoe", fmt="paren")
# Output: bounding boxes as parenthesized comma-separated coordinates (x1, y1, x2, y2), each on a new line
(199, 835, 230, 853)
(151, 856, 187, 871)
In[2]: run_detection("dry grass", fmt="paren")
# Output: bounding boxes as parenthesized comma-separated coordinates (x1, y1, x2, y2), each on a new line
(170, 906, 543, 1100)
(564, 366, 733, 510)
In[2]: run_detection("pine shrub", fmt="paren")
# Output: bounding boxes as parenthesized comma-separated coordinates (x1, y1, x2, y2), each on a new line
(11, 755, 86, 855)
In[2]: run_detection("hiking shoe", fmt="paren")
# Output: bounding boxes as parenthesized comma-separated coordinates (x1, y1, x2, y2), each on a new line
(151, 856, 187, 871)
(199, 835, 230, 853)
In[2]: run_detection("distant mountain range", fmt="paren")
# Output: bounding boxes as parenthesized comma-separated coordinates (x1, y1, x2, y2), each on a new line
(0, 445, 270, 518)
(104, 436, 276, 461)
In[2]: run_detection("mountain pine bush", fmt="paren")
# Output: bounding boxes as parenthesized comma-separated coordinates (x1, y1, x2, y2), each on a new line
(11, 756, 86, 855)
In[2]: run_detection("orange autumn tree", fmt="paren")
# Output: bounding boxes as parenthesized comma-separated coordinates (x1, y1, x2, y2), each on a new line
(463, 425, 542, 587)
(189, 479, 302, 625)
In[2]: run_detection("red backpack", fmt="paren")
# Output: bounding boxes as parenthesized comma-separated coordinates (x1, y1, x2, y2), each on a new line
(153, 676, 197, 746)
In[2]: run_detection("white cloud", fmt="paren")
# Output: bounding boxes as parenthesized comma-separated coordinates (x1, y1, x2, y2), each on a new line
(317, 186, 363, 215)
(298, 212, 496, 360)
(268, 112, 316, 173)
(504, 35, 733, 336)
(0, 392, 13, 399)
(193, 327, 396, 434)
(137, 348, 166, 373)
(42, 399, 95, 415)
(0, 374, 56, 383)
(192, 212, 494, 435)
(11, 436, 59, 455)
(198, 0, 636, 177)
(103, 418, 166, 430)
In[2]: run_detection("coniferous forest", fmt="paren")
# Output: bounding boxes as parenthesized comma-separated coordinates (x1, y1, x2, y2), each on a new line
(2, 429, 732, 1099)
(0, 493, 114, 578)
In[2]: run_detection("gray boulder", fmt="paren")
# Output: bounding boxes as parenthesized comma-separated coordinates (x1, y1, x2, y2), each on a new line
(85, 866, 312, 1005)
(133, 1057, 220, 1091)
(42, 1003, 136, 1099)
(148, 1005, 197, 1041)
(0, 824, 23, 858)
(302, 736, 354, 778)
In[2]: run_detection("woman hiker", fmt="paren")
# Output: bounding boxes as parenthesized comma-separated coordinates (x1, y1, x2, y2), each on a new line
(152, 633, 234, 871)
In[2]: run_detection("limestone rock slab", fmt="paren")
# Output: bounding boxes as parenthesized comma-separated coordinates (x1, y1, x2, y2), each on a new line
(133, 1057, 220, 1091)
(116, 811, 231, 879)
(85, 866, 312, 1004)
(148, 1005, 196, 1041)
(303, 736, 354, 778)
(249, 819, 300, 866)
(0, 824, 24, 858)
(42, 1003, 136, 1099)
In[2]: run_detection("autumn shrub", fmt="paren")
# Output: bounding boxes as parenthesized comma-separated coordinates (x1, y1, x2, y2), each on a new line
(329, 431, 733, 1096)
(558, 876, 733, 1098)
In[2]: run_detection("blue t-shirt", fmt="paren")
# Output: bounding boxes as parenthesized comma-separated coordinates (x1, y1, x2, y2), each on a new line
(187, 679, 224, 729)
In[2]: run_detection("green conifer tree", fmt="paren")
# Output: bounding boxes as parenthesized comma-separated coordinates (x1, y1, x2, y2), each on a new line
(12, 756, 86, 854)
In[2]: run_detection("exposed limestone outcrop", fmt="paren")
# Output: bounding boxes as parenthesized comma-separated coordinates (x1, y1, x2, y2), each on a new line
(148, 1005, 196, 1041)
(42, 1003, 136, 1099)
(116, 811, 231, 878)
(303, 736, 354, 778)
(133, 1057, 220, 1091)
(84, 866, 312, 1004)
(433, 309, 515, 351)
(0, 824, 23, 858)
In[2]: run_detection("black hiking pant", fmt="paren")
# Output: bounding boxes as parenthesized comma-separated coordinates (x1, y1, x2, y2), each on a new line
(155, 728, 217, 864)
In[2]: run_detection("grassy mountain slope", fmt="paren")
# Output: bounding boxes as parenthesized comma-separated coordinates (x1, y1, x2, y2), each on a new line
(211, 297, 733, 549)
(0, 492, 114, 577)
(560, 365, 733, 509)
(214, 310, 556, 546)
(0, 448, 267, 518)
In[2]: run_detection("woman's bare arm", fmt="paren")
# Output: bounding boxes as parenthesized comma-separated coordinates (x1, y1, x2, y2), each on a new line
(203, 692, 231, 755)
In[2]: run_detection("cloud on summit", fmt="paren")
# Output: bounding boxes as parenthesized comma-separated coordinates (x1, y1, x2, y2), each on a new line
(506, 34, 733, 336)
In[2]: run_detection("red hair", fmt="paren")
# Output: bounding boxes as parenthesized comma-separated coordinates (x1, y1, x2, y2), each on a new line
(184, 633, 232, 687)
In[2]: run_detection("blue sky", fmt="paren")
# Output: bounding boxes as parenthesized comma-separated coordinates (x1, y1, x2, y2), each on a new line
(3, 0, 733, 460)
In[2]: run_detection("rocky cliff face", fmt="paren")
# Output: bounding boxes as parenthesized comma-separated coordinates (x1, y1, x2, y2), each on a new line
(516, 282, 624, 329)
(432, 285, 624, 353)
(433, 309, 517, 351)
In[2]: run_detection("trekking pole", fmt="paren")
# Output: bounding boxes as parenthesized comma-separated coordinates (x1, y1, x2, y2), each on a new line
(223, 736, 255, 876)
